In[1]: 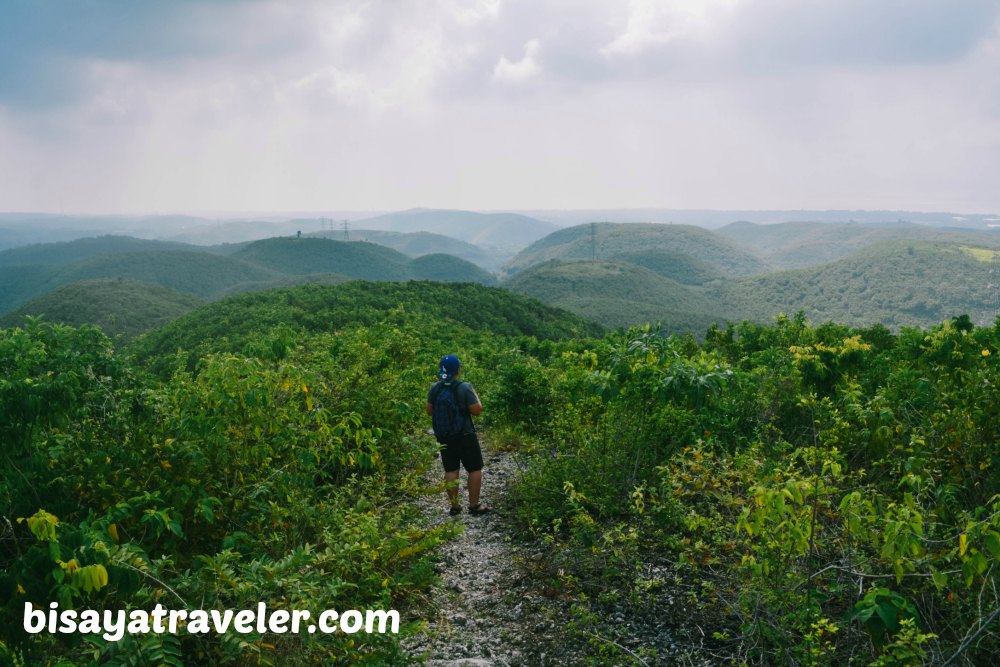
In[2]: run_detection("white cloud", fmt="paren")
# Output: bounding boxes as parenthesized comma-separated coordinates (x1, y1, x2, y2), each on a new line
(493, 39, 542, 84)
(1, 0, 1000, 213)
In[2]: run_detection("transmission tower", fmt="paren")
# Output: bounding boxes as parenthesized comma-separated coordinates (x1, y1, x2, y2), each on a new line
(591, 222, 597, 261)
(342, 220, 350, 241)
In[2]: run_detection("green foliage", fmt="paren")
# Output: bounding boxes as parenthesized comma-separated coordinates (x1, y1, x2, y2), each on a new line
(0, 311, 480, 664)
(0, 279, 204, 341)
(499, 315, 1000, 665)
(131, 281, 603, 376)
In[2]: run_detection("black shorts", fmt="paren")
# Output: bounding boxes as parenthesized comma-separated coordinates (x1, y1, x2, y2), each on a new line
(439, 432, 484, 473)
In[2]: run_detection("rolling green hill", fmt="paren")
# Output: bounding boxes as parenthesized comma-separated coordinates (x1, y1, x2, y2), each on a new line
(0, 279, 204, 340)
(505, 223, 768, 277)
(407, 253, 496, 284)
(718, 220, 1000, 269)
(712, 240, 1000, 328)
(232, 237, 414, 280)
(0, 236, 501, 317)
(231, 237, 496, 284)
(0, 250, 281, 314)
(0, 265, 55, 317)
(309, 229, 507, 270)
(0, 235, 197, 267)
(53, 250, 283, 299)
(502, 259, 724, 332)
(131, 281, 603, 371)
(607, 248, 725, 285)
(352, 209, 558, 252)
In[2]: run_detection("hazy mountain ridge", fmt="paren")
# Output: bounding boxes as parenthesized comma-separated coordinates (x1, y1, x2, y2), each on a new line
(505, 222, 769, 277)
(0, 235, 499, 334)
(308, 229, 511, 271)
(718, 220, 1000, 268)
(345, 209, 559, 252)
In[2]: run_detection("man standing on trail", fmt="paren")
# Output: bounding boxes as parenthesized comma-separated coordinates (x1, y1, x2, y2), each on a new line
(426, 354, 490, 516)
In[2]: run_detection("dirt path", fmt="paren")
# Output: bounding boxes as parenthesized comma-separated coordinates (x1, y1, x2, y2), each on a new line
(404, 433, 587, 667)
(404, 432, 710, 666)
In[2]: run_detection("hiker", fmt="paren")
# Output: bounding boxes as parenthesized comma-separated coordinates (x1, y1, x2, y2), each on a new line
(426, 354, 490, 516)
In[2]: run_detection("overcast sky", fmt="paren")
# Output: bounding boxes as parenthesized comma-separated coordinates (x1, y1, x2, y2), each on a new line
(1, 0, 998, 214)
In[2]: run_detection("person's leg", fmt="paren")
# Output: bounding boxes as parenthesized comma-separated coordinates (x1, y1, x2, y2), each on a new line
(444, 469, 461, 507)
(467, 469, 482, 506)
(461, 433, 487, 512)
(440, 439, 462, 512)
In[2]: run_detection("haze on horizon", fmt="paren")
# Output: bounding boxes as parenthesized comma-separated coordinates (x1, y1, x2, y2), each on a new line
(1, 0, 999, 216)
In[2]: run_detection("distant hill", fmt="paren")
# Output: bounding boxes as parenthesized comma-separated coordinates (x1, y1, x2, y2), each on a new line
(519, 208, 1000, 230)
(53, 250, 283, 299)
(131, 281, 604, 373)
(232, 237, 414, 281)
(607, 249, 725, 285)
(350, 209, 558, 252)
(0, 235, 197, 267)
(505, 222, 768, 277)
(0, 264, 62, 317)
(502, 259, 724, 332)
(717, 221, 1000, 269)
(407, 253, 496, 284)
(0, 279, 203, 340)
(308, 229, 509, 271)
(712, 240, 1000, 328)
(230, 237, 496, 284)
(0, 249, 280, 314)
(0, 235, 500, 317)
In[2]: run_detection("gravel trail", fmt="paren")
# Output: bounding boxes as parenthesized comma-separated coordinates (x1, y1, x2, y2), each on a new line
(404, 432, 707, 666)
(404, 433, 586, 667)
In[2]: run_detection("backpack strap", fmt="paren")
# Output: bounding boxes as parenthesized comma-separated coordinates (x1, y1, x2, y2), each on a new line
(430, 380, 466, 412)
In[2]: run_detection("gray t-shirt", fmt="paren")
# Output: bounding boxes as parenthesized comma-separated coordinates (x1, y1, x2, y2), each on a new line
(427, 380, 480, 434)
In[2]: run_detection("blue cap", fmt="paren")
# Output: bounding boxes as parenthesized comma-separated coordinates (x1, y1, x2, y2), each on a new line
(438, 354, 460, 381)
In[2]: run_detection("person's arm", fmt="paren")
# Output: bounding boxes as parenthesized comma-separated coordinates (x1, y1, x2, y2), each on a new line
(465, 383, 483, 416)
(425, 402, 434, 416)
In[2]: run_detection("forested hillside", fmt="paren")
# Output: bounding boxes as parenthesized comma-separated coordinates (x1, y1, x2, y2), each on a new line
(131, 281, 602, 375)
(718, 221, 1000, 269)
(0, 236, 196, 267)
(504, 222, 769, 277)
(503, 259, 723, 332)
(0, 279, 203, 340)
(714, 240, 1000, 328)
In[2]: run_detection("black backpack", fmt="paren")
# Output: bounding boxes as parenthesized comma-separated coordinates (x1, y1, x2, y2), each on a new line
(430, 381, 467, 440)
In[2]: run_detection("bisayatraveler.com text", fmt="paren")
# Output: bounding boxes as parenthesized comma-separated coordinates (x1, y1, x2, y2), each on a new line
(24, 602, 400, 641)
